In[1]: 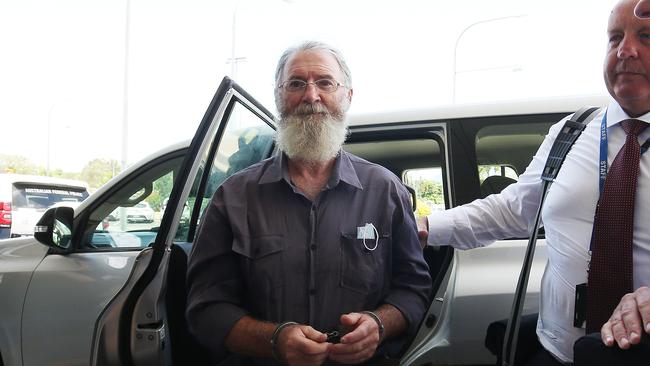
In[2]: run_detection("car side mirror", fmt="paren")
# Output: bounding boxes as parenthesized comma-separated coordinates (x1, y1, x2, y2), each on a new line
(34, 206, 74, 250)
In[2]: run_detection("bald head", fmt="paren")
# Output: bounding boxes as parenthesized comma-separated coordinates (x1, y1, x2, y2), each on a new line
(604, 0, 650, 117)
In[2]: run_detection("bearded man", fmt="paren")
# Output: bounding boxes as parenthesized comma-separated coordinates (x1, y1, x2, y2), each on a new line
(186, 41, 431, 366)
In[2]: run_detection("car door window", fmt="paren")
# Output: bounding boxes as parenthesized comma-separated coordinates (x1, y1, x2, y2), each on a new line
(403, 167, 445, 216)
(174, 100, 275, 242)
(81, 154, 184, 250)
(344, 136, 447, 215)
(475, 122, 551, 197)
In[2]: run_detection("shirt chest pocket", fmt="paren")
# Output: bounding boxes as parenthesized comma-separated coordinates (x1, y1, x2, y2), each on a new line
(232, 235, 285, 290)
(339, 231, 390, 295)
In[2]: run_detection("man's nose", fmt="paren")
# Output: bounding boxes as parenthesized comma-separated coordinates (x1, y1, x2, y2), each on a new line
(635, 0, 650, 18)
(618, 36, 640, 59)
(301, 83, 321, 104)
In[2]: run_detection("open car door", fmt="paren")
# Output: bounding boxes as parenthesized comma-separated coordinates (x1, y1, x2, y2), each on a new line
(90, 77, 277, 366)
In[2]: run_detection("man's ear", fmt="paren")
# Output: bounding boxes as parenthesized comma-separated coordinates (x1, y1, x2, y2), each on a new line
(347, 88, 354, 103)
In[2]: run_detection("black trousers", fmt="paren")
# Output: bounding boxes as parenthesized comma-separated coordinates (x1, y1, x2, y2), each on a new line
(523, 347, 566, 366)
(573, 332, 650, 366)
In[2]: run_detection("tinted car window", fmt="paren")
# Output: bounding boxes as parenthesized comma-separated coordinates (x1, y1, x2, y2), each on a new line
(12, 184, 88, 208)
(175, 100, 275, 243)
(475, 122, 552, 196)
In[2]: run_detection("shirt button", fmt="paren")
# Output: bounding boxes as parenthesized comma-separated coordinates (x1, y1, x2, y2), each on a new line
(309, 289, 316, 295)
(310, 244, 317, 251)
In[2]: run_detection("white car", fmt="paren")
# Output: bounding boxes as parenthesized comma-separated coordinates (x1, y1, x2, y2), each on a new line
(0, 78, 607, 366)
(126, 202, 155, 223)
(0, 174, 89, 239)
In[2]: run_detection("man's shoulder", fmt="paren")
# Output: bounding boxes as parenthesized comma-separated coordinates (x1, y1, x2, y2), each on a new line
(344, 151, 403, 185)
(221, 156, 277, 187)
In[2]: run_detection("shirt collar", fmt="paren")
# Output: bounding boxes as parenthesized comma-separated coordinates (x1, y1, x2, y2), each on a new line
(328, 150, 363, 190)
(606, 99, 650, 128)
(258, 152, 289, 185)
(258, 150, 363, 190)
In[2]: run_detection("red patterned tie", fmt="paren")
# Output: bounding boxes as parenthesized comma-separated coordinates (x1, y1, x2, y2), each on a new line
(586, 119, 648, 333)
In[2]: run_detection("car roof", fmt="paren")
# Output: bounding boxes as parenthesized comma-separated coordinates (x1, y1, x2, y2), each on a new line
(0, 173, 90, 188)
(347, 94, 610, 126)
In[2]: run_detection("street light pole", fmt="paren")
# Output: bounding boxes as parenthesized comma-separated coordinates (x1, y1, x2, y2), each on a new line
(46, 104, 56, 176)
(227, 0, 248, 80)
(231, 0, 238, 79)
(452, 15, 525, 103)
(121, 0, 131, 171)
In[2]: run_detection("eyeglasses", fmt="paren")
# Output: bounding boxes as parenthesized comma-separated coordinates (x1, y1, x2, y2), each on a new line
(278, 79, 346, 93)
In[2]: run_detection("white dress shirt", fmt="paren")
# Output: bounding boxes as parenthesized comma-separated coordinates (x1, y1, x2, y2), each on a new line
(427, 100, 650, 363)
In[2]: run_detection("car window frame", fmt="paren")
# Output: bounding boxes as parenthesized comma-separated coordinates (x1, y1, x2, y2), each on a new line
(447, 112, 569, 206)
(181, 99, 277, 244)
(69, 148, 188, 253)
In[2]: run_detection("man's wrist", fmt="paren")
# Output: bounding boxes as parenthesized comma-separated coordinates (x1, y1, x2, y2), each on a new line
(270, 321, 298, 361)
(361, 311, 385, 341)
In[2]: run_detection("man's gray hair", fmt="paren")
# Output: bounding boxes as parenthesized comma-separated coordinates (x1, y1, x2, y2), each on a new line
(274, 41, 352, 108)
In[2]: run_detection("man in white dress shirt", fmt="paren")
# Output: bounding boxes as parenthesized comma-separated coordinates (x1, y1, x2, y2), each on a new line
(420, 0, 650, 364)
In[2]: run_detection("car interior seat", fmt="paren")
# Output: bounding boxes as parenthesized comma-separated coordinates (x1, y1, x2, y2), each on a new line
(480, 175, 517, 198)
(166, 243, 215, 365)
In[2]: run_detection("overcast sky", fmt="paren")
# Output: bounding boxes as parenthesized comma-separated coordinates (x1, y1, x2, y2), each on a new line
(1, 0, 617, 172)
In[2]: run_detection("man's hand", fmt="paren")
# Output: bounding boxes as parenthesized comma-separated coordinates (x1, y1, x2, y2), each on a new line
(276, 324, 330, 366)
(416, 216, 429, 249)
(328, 312, 381, 364)
(601, 286, 650, 349)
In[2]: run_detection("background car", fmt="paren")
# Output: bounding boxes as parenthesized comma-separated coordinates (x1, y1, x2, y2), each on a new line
(0, 174, 89, 239)
(0, 79, 608, 366)
(125, 201, 155, 223)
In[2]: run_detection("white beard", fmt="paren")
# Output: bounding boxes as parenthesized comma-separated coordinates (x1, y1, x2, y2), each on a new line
(275, 103, 349, 164)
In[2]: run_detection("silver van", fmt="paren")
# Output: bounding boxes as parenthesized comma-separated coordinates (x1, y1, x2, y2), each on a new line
(0, 78, 607, 365)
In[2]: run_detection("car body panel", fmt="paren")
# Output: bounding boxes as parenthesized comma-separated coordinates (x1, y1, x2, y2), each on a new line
(0, 145, 189, 365)
(0, 238, 49, 366)
(21, 251, 139, 366)
(425, 240, 546, 364)
(402, 241, 547, 365)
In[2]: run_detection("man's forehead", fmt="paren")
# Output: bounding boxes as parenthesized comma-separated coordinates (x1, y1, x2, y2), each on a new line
(284, 50, 343, 78)
(609, 0, 639, 29)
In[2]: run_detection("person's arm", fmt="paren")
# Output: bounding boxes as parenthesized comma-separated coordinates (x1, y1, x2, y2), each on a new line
(225, 316, 330, 364)
(425, 117, 571, 249)
(328, 304, 405, 364)
(186, 189, 248, 356)
(600, 286, 650, 349)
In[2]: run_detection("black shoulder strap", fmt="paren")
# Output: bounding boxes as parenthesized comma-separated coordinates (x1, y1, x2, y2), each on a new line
(541, 106, 602, 181)
(502, 106, 602, 366)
